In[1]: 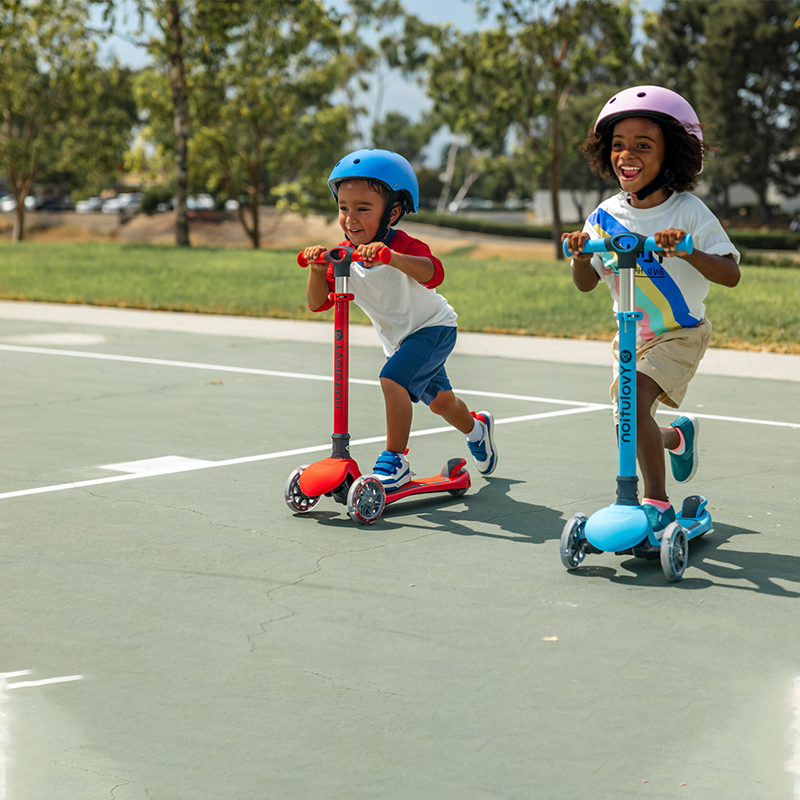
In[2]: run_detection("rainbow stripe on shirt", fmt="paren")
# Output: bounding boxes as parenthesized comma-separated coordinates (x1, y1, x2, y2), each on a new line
(588, 207, 701, 340)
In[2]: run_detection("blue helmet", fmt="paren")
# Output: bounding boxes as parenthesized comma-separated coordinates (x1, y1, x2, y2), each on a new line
(328, 149, 419, 214)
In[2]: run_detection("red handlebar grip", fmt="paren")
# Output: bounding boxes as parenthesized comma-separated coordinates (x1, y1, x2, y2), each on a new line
(297, 252, 309, 268)
(353, 246, 391, 264)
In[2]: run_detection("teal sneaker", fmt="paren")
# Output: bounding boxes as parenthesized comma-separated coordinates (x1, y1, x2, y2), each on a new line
(643, 503, 676, 535)
(669, 413, 699, 483)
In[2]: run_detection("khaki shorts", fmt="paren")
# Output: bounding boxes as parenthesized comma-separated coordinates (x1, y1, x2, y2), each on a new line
(610, 319, 712, 424)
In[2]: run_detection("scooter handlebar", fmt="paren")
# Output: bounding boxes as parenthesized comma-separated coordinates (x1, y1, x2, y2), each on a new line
(562, 233, 693, 258)
(297, 245, 392, 268)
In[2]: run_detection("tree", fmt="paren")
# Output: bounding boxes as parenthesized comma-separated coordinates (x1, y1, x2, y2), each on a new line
(99, 0, 195, 245)
(0, 0, 135, 240)
(644, 0, 800, 223)
(427, 0, 634, 257)
(131, 0, 364, 248)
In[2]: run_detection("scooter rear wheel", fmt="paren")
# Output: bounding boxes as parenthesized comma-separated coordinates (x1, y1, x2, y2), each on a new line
(560, 513, 589, 570)
(347, 475, 386, 525)
(660, 521, 689, 582)
(284, 466, 321, 513)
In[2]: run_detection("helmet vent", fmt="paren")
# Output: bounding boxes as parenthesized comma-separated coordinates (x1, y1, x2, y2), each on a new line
(637, 91, 646, 97)
(353, 158, 361, 164)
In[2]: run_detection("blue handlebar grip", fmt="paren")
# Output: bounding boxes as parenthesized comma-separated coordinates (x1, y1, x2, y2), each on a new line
(563, 233, 694, 257)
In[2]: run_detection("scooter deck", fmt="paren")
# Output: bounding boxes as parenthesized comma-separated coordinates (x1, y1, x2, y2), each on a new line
(385, 458, 470, 504)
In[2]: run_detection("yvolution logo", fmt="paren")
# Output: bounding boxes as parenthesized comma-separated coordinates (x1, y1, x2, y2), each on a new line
(618, 349, 634, 443)
(334, 330, 344, 409)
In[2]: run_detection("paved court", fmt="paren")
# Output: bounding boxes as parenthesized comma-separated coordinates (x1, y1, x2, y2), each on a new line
(1, 301, 799, 800)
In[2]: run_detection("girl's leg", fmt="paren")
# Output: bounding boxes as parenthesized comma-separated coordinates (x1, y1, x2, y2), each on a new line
(635, 372, 681, 502)
(380, 377, 413, 453)
(428, 389, 474, 433)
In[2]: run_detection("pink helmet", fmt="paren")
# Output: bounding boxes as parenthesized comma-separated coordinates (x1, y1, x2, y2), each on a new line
(594, 85, 703, 144)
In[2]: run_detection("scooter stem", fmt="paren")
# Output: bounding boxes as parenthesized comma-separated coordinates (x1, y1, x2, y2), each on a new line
(331, 263, 353, 459)
(616, 250, 642, 505)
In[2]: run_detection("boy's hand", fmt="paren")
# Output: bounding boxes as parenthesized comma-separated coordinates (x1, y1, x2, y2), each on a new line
(654, 228, 688, 258)
(302, 245, 328, 273)
(355, 242, 392, 267)
(562, 231, 592, 261)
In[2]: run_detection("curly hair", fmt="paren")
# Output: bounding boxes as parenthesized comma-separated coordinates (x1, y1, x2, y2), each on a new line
(581, 115, 707, 193)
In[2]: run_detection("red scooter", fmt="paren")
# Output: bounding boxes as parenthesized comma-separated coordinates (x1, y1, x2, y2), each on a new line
(284, 245, 471, 525)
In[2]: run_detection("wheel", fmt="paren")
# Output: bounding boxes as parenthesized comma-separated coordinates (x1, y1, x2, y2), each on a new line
(660, 522, 689, 582)
(347, 475, 386, 525)
(284, 466, 321, 513)
(448, 486, 468, 497)
(560, 513, 589, 570)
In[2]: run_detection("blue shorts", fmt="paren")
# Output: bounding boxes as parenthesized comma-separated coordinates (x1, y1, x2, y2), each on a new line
(380, 325, 456, 405)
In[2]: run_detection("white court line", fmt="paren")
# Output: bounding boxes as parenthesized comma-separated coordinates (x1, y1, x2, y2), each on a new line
(0, 406, 605, 501)
(4, 675, 83, 690)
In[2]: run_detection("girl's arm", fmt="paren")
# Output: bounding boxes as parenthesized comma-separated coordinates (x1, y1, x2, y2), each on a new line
(562, 231, 601, 293)
(654, 228, 740, 287)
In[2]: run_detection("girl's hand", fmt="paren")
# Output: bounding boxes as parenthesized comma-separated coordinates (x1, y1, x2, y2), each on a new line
(653, 228, 688, 258)
(562, 231, 592, 260)
(355, 242, 392, 268)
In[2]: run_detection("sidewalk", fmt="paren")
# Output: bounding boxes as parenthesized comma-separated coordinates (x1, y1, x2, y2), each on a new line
(1, 299, 799, 382)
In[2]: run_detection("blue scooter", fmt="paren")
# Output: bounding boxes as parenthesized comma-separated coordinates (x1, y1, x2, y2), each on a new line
(559, 232, 713, 582)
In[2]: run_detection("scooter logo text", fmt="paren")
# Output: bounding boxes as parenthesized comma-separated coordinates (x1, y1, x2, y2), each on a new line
(334, 334, 344, 409)
(618, 357, 633, 443)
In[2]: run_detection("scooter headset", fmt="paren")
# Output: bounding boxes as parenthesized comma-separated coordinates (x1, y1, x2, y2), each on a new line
(328, 149, 420, 243)
(593, 85, 703, 202)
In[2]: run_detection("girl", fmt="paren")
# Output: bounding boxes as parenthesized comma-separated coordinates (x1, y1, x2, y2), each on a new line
(563, 85, 740, 532)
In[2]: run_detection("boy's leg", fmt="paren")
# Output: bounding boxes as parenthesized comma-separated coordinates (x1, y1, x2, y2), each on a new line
(430, 390, 498, 475)
(635, 372, 674, 503)
(380, 377, 413, 454)
(427, 389, 473, 433)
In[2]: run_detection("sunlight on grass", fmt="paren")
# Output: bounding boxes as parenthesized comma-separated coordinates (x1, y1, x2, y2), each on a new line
(0, 240, 797, 352)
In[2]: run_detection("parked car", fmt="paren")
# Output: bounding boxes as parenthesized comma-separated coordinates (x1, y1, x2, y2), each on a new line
(35, 196, 74, 211)
(101, 192, 143, 214)
(75, 196, 104, 213)
(0, 194, 36, 212)
(187, 193, 215, 210)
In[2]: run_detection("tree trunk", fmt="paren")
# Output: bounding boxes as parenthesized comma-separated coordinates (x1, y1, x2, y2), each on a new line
(249, 190, 260, 249)
(549, 112, 563, 260)
(437, 136, 459, 214)
(167, 0, 191, 247)
(12, 204, 25, 242)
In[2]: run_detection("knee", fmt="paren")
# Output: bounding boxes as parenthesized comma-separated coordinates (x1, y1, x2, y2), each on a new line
(428, 390, 453, 416)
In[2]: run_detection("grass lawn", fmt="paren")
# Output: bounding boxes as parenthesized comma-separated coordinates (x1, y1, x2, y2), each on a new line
(0, 240, 798, 353)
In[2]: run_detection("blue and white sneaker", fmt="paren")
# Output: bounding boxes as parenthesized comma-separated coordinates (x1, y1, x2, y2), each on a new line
(466, 411, 497, 475)
(371, 450, 411, 491)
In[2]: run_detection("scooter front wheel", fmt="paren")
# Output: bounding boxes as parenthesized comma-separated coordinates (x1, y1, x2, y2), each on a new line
(660, 521, 689, 582)
(347, 475, 386, 525)
(560, 513, 589, 570)
(284, 466, 321, 513)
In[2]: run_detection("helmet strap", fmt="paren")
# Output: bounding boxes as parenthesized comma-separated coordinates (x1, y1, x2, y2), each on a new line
(630, 166, 673, 202)
(376, 191, 404, 242)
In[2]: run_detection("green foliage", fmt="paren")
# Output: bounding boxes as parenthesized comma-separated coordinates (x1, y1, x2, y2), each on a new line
(0, 0, 136, 238)
(644, 0, 800, 222)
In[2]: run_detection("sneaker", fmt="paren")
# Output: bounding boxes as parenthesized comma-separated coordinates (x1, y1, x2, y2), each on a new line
(669, 413, 699, 483)
(466, 411, 497, 475)
(371, 450, 411, 491)
(643, 503, 676, 535)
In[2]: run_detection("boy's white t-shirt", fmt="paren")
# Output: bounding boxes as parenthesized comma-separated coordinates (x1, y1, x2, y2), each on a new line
(583, 191, 740, 341)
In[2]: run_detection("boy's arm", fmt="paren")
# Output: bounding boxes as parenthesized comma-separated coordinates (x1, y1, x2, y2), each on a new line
(302, 246, 334, 311)
(357, 241, 436, 284)
(562, 231, 600, 293)
(654, 228, 741, 287)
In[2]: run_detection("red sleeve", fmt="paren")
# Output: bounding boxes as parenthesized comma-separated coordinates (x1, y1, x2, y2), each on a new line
(388, 229, 444, 288)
